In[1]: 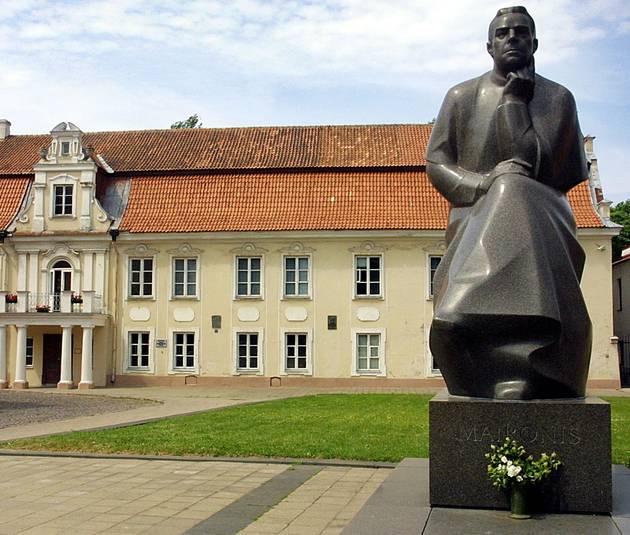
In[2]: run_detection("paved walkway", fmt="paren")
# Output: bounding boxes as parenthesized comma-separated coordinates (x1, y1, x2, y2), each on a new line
(0, 386, 627, 534)
(0, 454, 389, 535)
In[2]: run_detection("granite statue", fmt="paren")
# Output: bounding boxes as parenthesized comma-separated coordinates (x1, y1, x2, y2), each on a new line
(427, 6, 592, 400)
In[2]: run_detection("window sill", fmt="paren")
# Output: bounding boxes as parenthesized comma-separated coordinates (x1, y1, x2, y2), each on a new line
(234, 369, 262, 375)
(169, 369, 198, 375)
(353, 371, 386, 377)
(234, 296, 264, 301)
(126, 296, 155, 301)
(282, 370, 312, 376)
(353, 296, 384, 301)
(170, 296, 200, 301)
(281, 296, 312, 301)
(125, 368, 153, 374)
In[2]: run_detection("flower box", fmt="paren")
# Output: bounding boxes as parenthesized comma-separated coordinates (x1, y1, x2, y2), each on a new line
(5, 294, 17, 304)
(35, 305, 50, 313)
(71, 294, 83, 304)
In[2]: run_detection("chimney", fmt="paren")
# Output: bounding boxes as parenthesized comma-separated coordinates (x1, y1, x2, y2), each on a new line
(0, 119, 11, 139)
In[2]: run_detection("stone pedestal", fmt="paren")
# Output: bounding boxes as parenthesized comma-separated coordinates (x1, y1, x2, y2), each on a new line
(429, 390, 611, 513)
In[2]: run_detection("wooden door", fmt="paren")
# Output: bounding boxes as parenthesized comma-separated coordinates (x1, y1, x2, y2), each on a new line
(42, 334, 62, 385)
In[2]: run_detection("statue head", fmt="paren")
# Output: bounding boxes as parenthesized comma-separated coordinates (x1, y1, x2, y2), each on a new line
(487, 6, 538, 75)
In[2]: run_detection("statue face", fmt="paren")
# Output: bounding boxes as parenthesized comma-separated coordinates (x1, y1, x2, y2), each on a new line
(487, 12, 538, 73)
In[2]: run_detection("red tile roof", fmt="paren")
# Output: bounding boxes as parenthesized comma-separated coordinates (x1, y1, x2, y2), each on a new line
(0, 123, 604, 232)
(0, 125, 431, 174)
(117, 171, 601, 233)
(0, 177, 30, 229)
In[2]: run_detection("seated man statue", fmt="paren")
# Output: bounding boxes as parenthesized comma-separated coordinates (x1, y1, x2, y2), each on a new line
(427, 6, 591, 400)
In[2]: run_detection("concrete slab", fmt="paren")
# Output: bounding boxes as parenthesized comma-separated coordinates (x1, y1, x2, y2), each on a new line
(341, 458, 430, 535)
(342, 458, 630, 535)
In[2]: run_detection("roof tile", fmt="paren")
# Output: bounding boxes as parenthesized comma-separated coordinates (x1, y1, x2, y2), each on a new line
(118, 171, 600, 233)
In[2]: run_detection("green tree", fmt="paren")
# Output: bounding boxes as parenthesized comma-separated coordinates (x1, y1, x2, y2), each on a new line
(611, 199, 630, 261)
(170, 114, 202, 129)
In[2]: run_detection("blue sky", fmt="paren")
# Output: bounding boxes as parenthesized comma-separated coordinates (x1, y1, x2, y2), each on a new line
(0, 0, 628, 202)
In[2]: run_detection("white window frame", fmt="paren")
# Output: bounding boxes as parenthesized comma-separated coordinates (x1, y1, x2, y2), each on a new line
(353, 255, 383, 299)
(170, 330, 199, 373)
(25, 337, 34, 368)
(235, 256, 263, 299)
(425, 325, 442, 377)
(281, 329, 313, 375)
(171, 257, 199, 299)
(282, 255, 311, 299)
(49, 175, 77, 218)
(351, 329, 386, 376)
(127, 257, 155, 299)
(126, 330, 152, 372)
(427, 254, 443, 300)
(233, 328, 264, 375)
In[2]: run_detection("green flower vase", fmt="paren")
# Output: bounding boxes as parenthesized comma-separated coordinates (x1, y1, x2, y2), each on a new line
(509, 485, 531, 519)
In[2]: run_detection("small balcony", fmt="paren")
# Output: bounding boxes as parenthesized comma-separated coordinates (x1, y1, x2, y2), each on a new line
(0, 291, 105, 314)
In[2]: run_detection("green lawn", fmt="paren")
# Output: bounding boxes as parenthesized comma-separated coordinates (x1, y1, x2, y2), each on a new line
(2, 394, 629, 466)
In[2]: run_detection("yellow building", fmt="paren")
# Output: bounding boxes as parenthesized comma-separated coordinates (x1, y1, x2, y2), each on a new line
(0, 121, 621, 389)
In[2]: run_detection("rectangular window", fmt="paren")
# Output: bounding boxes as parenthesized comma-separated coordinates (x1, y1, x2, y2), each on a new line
(173, 258, 197, 297)
(284, 256, 310, 297)
(236, 257, 262, 297)
(60, 141, 71, 155)
(173, 332, 195, 369)
(429, 255, 443, 298)
(617, 278, 623, 311)
(129, 332, 150, 369)
(129, 258, 153, 297)
(356, 333, 381, 372)
(53, 184, 73, 216)
(285, 333, 308, 371)
(355, 256, 381, 297)
(237, 332, 259, 370)
(25, 337, 33, 367)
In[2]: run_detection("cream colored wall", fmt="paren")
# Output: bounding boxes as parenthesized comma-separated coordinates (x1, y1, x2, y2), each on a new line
(115, 237, 443, 380)
(579, 235, 620, 381)
(114, 232, 618, 383)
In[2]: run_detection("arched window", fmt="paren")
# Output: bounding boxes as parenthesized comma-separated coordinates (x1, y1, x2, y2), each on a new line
(50, 260, 72, 296)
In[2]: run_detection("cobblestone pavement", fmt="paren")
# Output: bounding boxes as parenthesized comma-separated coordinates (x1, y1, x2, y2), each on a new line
(0, 455, 389, 535)
(0, 391, 156, 429)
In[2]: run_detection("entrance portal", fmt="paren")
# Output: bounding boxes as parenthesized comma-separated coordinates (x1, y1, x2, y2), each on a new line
(42, 334, 64, 385)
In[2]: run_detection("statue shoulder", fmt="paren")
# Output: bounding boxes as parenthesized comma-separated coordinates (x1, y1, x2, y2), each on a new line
(438, 75, 484, 117)
(444, 75, 482, 103)
(534, 74, 577, 108)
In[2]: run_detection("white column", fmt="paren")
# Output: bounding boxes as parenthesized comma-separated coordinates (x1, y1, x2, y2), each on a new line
(83, 252, 94, 291)
(17, 253, 27, 291)
(94, 252, 105, 297)
(79, 325, 94, 389)
(13, 324, 28, 389)
(28, 252, 39, 295)
(58, 325, 74, 389)
(80, 181, 92, 231)
(0, 325, 7, 388)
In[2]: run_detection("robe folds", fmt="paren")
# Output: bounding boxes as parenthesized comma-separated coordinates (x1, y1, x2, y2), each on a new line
(426, 71, 592, 399)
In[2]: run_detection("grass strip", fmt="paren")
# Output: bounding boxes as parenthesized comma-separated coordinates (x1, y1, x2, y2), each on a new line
(2, 394, 628, 466)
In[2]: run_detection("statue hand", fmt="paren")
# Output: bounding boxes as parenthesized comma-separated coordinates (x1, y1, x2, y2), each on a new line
(479, 159, 534, 194)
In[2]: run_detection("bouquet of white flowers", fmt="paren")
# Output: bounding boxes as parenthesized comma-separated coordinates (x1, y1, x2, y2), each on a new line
(485, 436, 561, 489)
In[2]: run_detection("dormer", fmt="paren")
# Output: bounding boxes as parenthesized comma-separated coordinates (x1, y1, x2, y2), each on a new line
(16, 122, 112, 234)
(45, 122, 85, 164)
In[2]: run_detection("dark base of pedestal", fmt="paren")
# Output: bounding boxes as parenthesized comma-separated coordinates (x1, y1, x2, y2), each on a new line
(429, 390, 612, 513)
